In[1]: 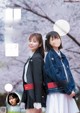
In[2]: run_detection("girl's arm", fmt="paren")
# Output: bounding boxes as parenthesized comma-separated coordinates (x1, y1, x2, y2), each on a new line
(32, 57, 42, 103)
(44, 54, 65, 83)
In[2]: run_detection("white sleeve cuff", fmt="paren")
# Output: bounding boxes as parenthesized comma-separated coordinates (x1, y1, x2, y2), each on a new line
(20, 102, 25, 109)
(33, 103, 42, 109)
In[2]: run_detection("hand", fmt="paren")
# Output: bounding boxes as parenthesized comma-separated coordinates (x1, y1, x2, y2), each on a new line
(20, 102, 25, 109)
(69, 91, 75, 97)
(33, 103, 42, 109)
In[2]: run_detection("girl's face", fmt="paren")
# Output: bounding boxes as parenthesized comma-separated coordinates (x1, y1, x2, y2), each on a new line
(9, 96, 17, 106)
(49, 36, 61, 50)
(28, 36, 41, 52)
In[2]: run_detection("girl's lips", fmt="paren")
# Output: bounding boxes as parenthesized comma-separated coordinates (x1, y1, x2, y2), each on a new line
(29, 45, 34, 48)
(29, 45, 33, 48)
(11, 102, 14, 105)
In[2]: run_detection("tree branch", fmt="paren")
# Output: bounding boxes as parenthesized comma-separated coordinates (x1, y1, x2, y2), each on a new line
(71, 67, 80, 70)
(12, 58, 25, 64)
(65, 49, 80, 54)
(13, 2, 80, 46)
(74, 69, 80, 74)
(13, 79, 22, 90)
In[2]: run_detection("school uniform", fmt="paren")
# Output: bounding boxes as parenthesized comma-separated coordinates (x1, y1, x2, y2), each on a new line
(44, 49, 79, 113)
(21, 50, 45, 109)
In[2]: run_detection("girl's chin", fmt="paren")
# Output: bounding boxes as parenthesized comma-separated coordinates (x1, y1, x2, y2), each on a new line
(29, 48, 37, 51)
(30, 49, 36, 52)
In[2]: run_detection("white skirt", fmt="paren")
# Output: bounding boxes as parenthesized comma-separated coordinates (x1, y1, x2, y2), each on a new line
(46, 93, 79, 113)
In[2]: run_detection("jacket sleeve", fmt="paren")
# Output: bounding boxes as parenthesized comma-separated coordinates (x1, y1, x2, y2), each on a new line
(21, 90, 27, 103)
(21, 64, 26, 103)
(32, 57, 42, 103)
(44, 54, 63, 82)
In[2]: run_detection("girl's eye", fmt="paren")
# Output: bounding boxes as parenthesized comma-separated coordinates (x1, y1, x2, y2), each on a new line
(33, 39, 37, 42)
(51, 36, 60, 40)
(33, 40, 37, 43)
(52, 38, 55, 40)
(51, 38, 55, 40)
(29, 39, 37, 43)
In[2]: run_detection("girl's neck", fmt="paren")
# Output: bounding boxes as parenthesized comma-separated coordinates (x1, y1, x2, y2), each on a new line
(53, 48, 61, 57)
(53, 47, 59, 52)
(29, 51, 35, 57)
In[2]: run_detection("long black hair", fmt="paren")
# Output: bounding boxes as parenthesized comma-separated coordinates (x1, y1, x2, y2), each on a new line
(45, 31, 62, 51)
(29, 33, 44, 58)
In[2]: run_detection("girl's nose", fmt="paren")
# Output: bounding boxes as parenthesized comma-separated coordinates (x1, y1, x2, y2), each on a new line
(30, 41, 33, 44)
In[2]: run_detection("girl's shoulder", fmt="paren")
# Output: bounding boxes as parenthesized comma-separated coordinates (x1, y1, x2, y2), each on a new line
(32, 52, 43, 60)
(46, 50, 55, 58)
(60, 51, 66, 57)
(46, 50, 67, 60)
(45, 50, 54, 62)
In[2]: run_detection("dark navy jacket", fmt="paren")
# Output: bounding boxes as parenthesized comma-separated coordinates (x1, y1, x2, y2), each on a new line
(44, 49, 75, 95)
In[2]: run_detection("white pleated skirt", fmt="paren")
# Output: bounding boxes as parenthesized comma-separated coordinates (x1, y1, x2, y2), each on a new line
(46, 93, 79, 113)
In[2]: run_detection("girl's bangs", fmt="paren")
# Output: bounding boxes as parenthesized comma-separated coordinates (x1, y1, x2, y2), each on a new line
(29, 34, 38, 41)
(51, 35, 60, 39)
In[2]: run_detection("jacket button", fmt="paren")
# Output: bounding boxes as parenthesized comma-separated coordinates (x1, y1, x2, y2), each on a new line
(51, 58, 54, 60)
